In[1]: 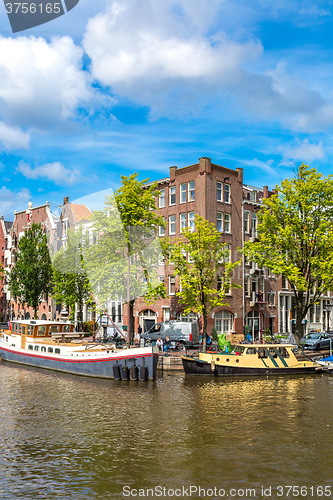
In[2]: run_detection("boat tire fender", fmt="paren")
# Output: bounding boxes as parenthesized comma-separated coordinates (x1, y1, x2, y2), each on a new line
(121, 366, 129, 381)
(129, 365, 138, 381)
(139, 366, 148, 381)
(113, 365, 121, 380)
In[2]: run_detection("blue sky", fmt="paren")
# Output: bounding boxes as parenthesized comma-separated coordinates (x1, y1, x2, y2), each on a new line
(1, 0, 333, 218)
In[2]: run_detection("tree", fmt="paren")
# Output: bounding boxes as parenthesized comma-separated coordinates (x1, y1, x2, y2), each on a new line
(82, 173, 166, 344)
(244, 164, 333, 343)
(52, 228, 92, 325)
(8, 223, 53, 319)
(164, 215, 241, 351)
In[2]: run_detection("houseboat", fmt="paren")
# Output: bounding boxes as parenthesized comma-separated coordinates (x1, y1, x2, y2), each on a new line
(0, 320, 159, 380)
(182, 343, 321, 376)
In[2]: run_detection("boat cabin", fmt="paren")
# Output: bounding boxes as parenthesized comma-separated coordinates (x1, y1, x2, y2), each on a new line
(5, 320, 75, 349)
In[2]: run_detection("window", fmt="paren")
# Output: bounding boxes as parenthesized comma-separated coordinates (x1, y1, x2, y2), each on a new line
(47, 347, 54, 353)
(180, 213, 186, 232)
(224, 184, 230, 203)
(224, 213, 231, 233)
(217, 212, 223, 232)
(251, 213, 257, 237)
(217, 181, 223, 202)
(268, 292, 275, 306)
(55, 348, 61, 354)
(180, 183, 186, 203)
(28, 344, 33, 350)
(244, 276, 250, 297)
(41, 346, 46, 352)
(244, 211, 250, 233)
(188, 181, 195, 201)
(169, 186, 176, 206)
(163, 308, 170, 321)
(169, 276, 176, 295)
(169, 215, 176, 235)
(282, 275, 287, 289)
(159, 223, 165, 237)
(215, 311, 233, 334)
(224, 243, 231, 263)
(34, 345, 39, 351)
(37, 326, 46, 336)
(159, 189, 165, 208)
(176, 311, 197, 322)
(188, 212, 195, 232)
(250, 191, 257, 202)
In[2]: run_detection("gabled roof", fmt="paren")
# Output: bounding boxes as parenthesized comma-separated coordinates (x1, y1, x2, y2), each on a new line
(70, 204, 92, 223)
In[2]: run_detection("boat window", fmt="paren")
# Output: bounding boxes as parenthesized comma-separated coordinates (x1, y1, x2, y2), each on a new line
(28, 345, 33, 350)
(37, 326, 47, 336)
(234, 346, 245, 355)
(258, 347, 268, 359)
(27, 325, 32, 336)
(246, 348, 257, 355)
(41, 346, 46, 352)
(269, 348, 278, 358)
(18, 324, 22, 334)
(6, 336, 8, 342)
(47, 347, 53, 353)
(34, 346, 39, 351)
(55, 348, 61, 354)
(49, 325, 60, 334)
(12, 323, 17, 333)
(278, 347, 290, 358)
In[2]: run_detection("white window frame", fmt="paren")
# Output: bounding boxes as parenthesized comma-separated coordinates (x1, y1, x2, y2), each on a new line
(180, 213, 186, 232)
(169, 215, 176, 235)
(244, 211, 250, 233)
(188, 211, 195, 232)
(224, 184, 230, 203)
(188, 181, 195, 202)
(180, 183, 186, 204)
(159, 189, 165, 208)
(169, 276, 176, 295)
(217, 181, 223, 202)
(224, 213, 231, 233)
(169, 186, 176, 206)
(217, 212, 223, 232)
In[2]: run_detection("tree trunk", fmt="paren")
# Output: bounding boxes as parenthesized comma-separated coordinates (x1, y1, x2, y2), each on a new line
(129, 299, 135, 345)
(202, 312, 208, 352)
(295, 297, 304, 344)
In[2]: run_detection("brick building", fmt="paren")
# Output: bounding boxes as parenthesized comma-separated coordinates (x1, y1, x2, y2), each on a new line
(0, 216, 12, 321)
(5, 201, 59, 321)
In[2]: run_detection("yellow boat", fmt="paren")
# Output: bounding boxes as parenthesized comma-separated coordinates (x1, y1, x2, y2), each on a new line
(182, 343, 321, 376)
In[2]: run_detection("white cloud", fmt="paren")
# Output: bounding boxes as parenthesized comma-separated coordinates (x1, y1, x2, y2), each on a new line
(81, 0, 333, 132)
(0, 186, 31, 218)
(280, 139, 325, 163)
(0, 121, 30, 150)
(238, 157, 277, 176)
(0, 35, 92, 129)
(17, 161, 81, 185)
(83, 0, 262, 117)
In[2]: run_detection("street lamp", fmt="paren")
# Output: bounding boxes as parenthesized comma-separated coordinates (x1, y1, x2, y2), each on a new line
(326, 303, 333, 334)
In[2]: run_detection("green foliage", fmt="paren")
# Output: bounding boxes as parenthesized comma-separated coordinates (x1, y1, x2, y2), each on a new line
(52, 228, 93, 323)
(82, 173, 166, 344)
(8, 223, 53, 318)
(244, 163, 333, 342)
(211, 326, 218, 341)
(82, 321, 97, 334)
(165, 215, 241, 350)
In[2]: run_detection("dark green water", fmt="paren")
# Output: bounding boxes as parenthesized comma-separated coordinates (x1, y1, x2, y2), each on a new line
(0, 362, 332, 499)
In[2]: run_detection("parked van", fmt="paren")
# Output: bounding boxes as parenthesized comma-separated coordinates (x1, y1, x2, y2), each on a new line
(141, 321, 199, 346)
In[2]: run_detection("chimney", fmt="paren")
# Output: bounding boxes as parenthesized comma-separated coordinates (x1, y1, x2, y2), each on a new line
(170, 166, 177, 182)
(263, 186, 269, 198)
(236, 167, 243, 183)
(63, 197, 69, 205)
(199, 157, 211, 174)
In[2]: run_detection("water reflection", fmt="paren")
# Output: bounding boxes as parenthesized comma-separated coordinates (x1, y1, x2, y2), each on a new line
(0, 364, 332, 499)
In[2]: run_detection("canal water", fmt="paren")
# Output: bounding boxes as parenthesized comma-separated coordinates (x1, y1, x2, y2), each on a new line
(0, 363, 332, 499)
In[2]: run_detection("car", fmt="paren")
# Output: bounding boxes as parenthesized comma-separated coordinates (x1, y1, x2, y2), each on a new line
(300, 332, 332, 350)
(140, 320, 199, 347)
